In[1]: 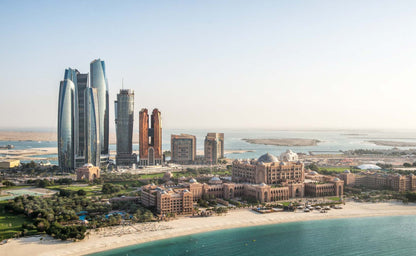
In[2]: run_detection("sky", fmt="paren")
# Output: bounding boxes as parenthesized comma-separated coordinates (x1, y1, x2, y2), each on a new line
(1, 0, 416, 131)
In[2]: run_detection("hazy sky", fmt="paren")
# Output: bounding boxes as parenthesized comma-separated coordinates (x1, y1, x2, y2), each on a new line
(1, 0, 416, 131)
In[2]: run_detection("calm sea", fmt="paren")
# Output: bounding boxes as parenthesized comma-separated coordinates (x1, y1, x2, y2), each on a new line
(88, 215, 416, 256)
(3, 129, 416, 164)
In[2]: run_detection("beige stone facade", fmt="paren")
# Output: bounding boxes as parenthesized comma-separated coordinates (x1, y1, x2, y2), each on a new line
(232, 155, 304, 185)
(141, 184, 193, 215)
(76, 164, 100, 181)
(171, 134, 196, 164)
(340, 171, 416, 192)
(204, 133, 224, 164)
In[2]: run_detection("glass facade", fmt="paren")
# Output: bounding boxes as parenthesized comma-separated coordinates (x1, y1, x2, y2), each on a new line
(90, 59, 109, 155)
(84, 88, 100, 166)
(58, 79, 75, 170)
(115, 89, 135, 165)
(76, 73, 88, 158)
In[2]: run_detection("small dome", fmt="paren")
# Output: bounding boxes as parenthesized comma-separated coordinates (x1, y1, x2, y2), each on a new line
(189, 178, 197, 183)
(210, 176, 221, 181)
(334, 178, 340, 181)
(257, 153, 279, 163)
(183, 189, 189, 192)
(343, 170, 351, 173)
(280, 149, 299, 162)
(260, 183, 267, 187)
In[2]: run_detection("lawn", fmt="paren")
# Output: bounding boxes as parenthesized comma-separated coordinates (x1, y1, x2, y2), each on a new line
(0, 201, 37, 240)
(328, 197, 341, 201)
(46, 185, 102, 196)
(138, 173, 164, 179)
(319, 167, 351, 173)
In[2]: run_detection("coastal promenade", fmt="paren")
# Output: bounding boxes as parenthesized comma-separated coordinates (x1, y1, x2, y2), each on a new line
(1, 201, 416, 256)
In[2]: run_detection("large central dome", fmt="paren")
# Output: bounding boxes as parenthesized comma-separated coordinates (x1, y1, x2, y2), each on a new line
(257, 153, 279, 163)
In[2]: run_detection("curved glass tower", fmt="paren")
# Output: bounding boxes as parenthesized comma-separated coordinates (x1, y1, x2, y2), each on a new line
(90, 59, 109, 155)
(63, 68, 79, 155)
(85, 88, 100, 166)
(58, 79, 75, 170)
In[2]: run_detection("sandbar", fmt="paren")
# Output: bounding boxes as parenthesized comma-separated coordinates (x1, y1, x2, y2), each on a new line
(1, 201, 416, 256)
(243, 138, 320, 146)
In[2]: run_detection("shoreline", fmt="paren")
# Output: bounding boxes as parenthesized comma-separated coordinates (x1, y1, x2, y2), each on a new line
(1, 201, 416, 256)
(242, 138, 320, 147)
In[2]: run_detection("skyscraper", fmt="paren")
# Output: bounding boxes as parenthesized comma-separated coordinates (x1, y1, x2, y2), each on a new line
(58, 60, 109, 171)
(63, 68, 79, 156)
(90, 59, 109, 156)
(139, 108, 162, 166)
(115, 89, 136, 166)
(84, 88, 100, 166)
(76, 73, 88, 158)
(58, 78, 76, 171)
(204, 133, 224, 164)
(171, 134, 196, 164)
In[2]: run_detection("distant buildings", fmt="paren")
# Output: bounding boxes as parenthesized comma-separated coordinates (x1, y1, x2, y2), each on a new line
(57, 59, 109, 171)
(139, 108, 162, 166)
(115, 89, 136, 166)
(0, 160, 20, 169)
(204, 133, 224, 164)
(171, 134, 196, 164)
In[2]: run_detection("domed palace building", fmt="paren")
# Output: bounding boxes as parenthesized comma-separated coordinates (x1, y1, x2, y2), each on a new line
(232, 152, 343, 199)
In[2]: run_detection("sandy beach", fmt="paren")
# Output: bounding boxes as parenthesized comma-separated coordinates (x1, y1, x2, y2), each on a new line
(1, 201, 416, 256)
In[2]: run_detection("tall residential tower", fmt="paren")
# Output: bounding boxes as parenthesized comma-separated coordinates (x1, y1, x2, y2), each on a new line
(58, 77, 76, 170)
(84, 88, 100, 166)
(115, 89, 136, 166)
(90, 59, 109, 156)
(139, 108, 162, 166)
(204, 133, 224, 164)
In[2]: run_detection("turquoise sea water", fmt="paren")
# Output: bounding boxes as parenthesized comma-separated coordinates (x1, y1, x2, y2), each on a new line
(88, 215, 416, 256)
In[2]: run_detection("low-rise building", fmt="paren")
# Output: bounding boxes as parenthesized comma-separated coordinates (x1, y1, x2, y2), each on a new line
(76, 164, 100, 181)
(0, 160, 20, 169)
(339, 171, 416, 192)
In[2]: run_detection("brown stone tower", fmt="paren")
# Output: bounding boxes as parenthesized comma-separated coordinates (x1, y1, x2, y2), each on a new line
(139, 108, 162, 166)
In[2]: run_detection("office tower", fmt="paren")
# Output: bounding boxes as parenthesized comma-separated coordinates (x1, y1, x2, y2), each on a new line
(115, 89, 136, 166)
(63, 68, 79, 155)
(58, 78, 76, 171)
(139, 108, 162, 166)
(76, 73, 88, 158)
(171, 134, 196, 164)
(204, 133, 224, 164)
(84, 88, 100, 166)
(90, 59, 109, 155)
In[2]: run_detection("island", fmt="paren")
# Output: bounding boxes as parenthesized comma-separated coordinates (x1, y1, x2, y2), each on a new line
(242, 138, 320, 146)
(367, 140, 416, 147)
